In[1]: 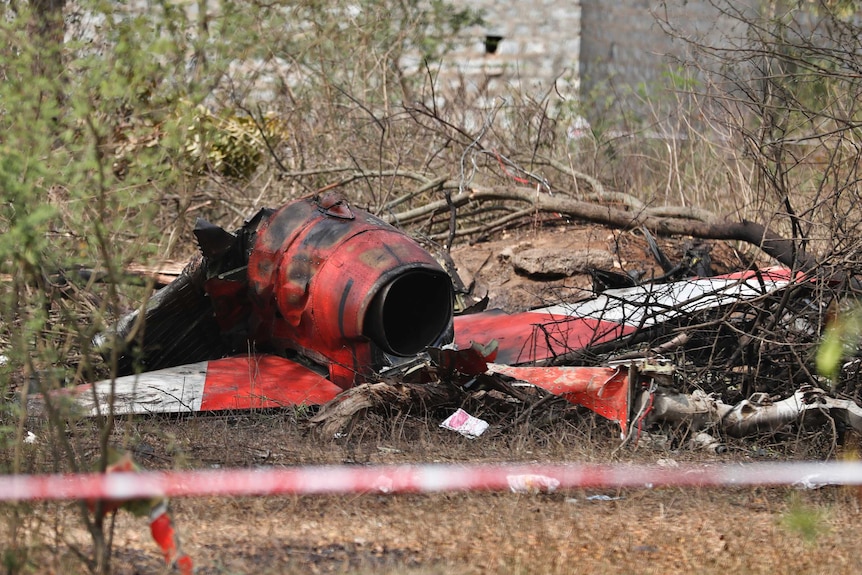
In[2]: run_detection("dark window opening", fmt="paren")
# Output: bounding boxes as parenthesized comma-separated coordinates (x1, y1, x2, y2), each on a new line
(484, 35, 503, 55)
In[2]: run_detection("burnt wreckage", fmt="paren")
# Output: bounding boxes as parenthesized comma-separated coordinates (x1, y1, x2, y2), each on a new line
(115, 193, 455, 387)
(69, 195, 862, 446)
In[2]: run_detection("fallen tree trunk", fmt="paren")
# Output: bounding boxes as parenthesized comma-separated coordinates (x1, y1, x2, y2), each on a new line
(383, 185, 818, 273)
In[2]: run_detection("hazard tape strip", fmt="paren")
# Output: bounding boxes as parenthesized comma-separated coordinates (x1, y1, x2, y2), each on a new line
(3, 461, 861, 502)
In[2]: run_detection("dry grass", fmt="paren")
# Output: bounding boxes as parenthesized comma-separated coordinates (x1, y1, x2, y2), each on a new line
(7, 412, 862, 574)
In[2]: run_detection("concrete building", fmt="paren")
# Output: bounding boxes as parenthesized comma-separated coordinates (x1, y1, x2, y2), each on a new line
(444, 0, 745, 121)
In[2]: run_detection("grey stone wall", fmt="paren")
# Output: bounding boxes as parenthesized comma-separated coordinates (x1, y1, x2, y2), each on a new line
(442, 0, 582, 104)
(445, 0, 748, 118)
(579, 1, 749, 105)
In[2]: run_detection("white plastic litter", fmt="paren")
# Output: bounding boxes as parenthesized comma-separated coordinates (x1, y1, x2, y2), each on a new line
(440, 408, 489, 438)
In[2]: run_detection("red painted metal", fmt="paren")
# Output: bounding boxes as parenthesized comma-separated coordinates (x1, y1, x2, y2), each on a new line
(244, 195, 453, 388)
(427, 343, 633, 436)
(38, 355, 343, 415)
(453, 266, 796, 366)
(67, 264, 798, 419)
(488, 364, 633, 436)
(453, 312, 635, 365)
(199, 355, 342, 410)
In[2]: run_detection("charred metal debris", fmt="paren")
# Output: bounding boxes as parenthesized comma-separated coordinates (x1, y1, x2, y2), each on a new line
(73, 194, 862, 450)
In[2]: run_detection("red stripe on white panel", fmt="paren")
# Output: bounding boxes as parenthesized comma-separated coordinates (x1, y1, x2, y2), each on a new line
(454, 268, 796, 364)
(72, 356, 342, 415)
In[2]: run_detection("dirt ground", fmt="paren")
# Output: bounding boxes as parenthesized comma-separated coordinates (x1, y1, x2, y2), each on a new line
(15, 413, 862, 575)
(9, 221, 862, 574)
(449, 220, 744, 312)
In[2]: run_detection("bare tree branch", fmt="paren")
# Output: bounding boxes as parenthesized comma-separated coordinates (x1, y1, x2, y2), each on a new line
(384, 184, 814, 270)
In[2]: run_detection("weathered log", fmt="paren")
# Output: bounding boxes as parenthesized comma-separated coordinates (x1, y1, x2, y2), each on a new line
(384, 185, 818, 272)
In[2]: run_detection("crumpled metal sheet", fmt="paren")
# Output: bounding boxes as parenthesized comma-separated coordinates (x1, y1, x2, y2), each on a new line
(453, 267, 796, 365)
(46, 196, 818, 437)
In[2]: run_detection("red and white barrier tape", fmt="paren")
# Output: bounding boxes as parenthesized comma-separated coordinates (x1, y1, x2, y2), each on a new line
(3, 461, 862, 502)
